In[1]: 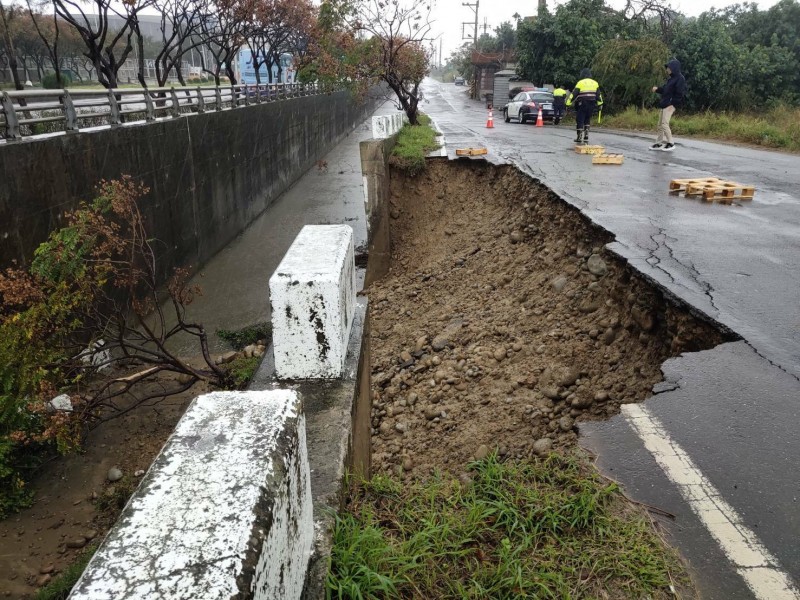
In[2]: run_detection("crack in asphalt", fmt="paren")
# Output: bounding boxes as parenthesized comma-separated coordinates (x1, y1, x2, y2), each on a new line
(643, 218, 720, 315)
(686, 259, 721, 314)
(741, 339, 800, 384)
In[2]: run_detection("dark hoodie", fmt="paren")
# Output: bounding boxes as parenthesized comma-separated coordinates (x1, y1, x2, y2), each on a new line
(655, 59, 686, 109)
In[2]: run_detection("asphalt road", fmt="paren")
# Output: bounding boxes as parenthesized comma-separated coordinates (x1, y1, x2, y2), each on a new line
(421, 79, 800, 599)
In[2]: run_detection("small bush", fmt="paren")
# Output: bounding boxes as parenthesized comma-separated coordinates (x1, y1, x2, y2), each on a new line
(223, 355, 261, 389)
(41, 73, 72, 89)
(216, 322, 271, 351)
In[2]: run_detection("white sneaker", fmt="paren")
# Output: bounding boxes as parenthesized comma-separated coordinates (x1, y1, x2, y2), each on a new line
(661, 143, 675, 152)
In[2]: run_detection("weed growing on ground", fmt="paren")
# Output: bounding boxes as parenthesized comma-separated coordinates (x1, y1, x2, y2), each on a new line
(329, 453, 686, 599)
(35, 543, 97, 600)
(390, 114, 440, 175)
(94, 477, 137, 517)
(223, 355, 261, 389)
(216, 322, 272, 351)
(601, 105, 800, 151)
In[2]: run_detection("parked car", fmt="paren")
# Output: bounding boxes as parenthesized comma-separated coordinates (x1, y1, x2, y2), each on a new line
(503, 91, 556, 124)
(454, 76, 465, 86)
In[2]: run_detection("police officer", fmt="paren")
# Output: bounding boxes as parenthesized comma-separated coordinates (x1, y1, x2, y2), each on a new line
(566, 68, 603, 144)
(552, 85, 568, 125)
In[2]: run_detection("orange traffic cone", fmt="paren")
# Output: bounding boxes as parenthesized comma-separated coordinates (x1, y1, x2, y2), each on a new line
(536, 107, 544, 127)
(486, 107, 494, 128)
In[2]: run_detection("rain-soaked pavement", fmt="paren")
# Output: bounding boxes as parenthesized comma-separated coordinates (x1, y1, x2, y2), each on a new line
(421, 79, 800, 599)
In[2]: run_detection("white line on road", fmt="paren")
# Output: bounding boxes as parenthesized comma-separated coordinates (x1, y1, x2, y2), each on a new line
(622, 403, 800, 600)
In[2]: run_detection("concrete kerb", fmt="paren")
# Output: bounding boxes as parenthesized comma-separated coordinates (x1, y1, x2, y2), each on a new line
(360, 132, 400, 286)
(68, 390, 313, 600)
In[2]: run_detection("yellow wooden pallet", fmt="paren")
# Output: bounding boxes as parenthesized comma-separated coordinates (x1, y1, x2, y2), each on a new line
(670, 177, 755, 204)
(592, 153, 624, 165)
(669, 177, 724, 193)
(575, 145, 605, 155)
(455, 147, 488, 156)
(691, 182, 755, 203)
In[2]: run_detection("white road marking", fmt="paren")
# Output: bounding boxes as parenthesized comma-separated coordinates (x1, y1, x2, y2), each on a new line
(622, 403, 800, 600)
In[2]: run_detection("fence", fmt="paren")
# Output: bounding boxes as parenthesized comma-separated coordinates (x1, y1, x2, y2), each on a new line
(0, 82, 333, 141)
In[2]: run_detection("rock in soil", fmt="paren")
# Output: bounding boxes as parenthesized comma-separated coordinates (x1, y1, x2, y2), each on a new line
(107, 467, 123, 482)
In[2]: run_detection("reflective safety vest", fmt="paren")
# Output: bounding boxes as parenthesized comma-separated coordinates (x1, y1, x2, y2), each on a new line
(566, 78, 603, 107)
(553, 87, 568, 97)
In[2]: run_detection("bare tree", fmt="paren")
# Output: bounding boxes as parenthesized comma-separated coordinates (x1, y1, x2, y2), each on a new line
(52, 0, 154, 88)
(0, 2, 25, 90)
(196, 0, 248, 84)
(25, 0, 62, 85)
(153, 0, 204, 86)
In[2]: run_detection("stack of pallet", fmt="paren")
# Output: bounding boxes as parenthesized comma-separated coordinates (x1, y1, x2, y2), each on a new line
(575, 144, 624, 165)
(669, 177, 755, 204)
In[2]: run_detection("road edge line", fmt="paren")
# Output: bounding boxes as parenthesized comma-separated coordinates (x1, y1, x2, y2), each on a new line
(622, 403, 799, 600)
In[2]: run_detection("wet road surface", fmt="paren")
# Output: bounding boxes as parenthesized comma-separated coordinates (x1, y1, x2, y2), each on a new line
(422, 79, 800, 598)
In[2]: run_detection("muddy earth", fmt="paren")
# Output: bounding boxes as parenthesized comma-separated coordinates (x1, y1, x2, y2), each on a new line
(0, 374, 214, 599)
(367, 160, 731, 477)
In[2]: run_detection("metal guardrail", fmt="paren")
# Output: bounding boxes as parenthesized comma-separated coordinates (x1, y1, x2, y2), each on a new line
(0, 82, 330, 141)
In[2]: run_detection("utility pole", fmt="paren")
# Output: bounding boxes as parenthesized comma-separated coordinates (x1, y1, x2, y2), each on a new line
(461, 0, 479, 98)
(461, 1, 479, 49)
(439, 37, 443, 69)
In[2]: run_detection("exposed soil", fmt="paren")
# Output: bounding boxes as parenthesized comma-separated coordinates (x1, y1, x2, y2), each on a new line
(0, 373, 215, 599)
(367, 159, 731, 477)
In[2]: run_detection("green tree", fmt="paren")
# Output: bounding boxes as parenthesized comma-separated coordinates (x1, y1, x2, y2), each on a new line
(670, 14, 742, 110)
(517, 0, 622, 86)
(593, 38, 669, 109)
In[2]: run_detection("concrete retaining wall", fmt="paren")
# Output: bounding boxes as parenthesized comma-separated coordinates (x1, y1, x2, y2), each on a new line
(360, 134, 399, 286)
(0, 90, 379, 281)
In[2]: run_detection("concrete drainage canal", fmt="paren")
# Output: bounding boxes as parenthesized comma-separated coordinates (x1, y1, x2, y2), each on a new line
(366, 159, 735, 476)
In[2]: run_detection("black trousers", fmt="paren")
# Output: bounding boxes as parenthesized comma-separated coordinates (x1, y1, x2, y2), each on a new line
(576, 102, 595, 129)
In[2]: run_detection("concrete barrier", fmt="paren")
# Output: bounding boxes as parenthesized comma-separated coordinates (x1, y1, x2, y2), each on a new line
(269, 225, 356, 379)
(371, 112, 407, 139)
(68, 390, 313, 600)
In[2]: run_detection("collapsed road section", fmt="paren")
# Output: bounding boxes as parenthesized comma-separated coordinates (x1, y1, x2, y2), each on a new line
(367, 159, 733, 477)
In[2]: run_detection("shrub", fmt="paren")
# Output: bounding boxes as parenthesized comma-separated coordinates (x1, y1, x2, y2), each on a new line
(41, 73, 72, 89)
(0, 178, 225, 518)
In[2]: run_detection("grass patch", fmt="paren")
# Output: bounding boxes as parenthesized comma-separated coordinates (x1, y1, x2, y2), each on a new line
(329, 454, 686, 599)
(389, 113, 440, 175)
(222, 355, 261, 389)
(216, 322, 271, 351)
(601, 104, 800, 151)
(35, 543, 97, 600)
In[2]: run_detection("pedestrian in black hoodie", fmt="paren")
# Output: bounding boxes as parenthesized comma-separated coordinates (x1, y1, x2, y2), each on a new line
(649, 59, 686, 152)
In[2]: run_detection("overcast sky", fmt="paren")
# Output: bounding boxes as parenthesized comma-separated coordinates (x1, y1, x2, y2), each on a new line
(429, 0, 784, 60)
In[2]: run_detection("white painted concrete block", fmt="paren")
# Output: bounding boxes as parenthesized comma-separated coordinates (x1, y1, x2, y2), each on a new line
(69, 390, 313, 600)
(270, 224, 356, 379)
(371, 113, 409, 139)
(372, 115, 389, 138)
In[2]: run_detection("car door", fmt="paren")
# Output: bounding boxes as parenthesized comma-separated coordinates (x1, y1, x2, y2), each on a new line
(508, 93, 525, 119)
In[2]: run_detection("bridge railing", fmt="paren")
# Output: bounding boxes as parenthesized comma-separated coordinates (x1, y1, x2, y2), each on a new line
(0, 82, 330, 141)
